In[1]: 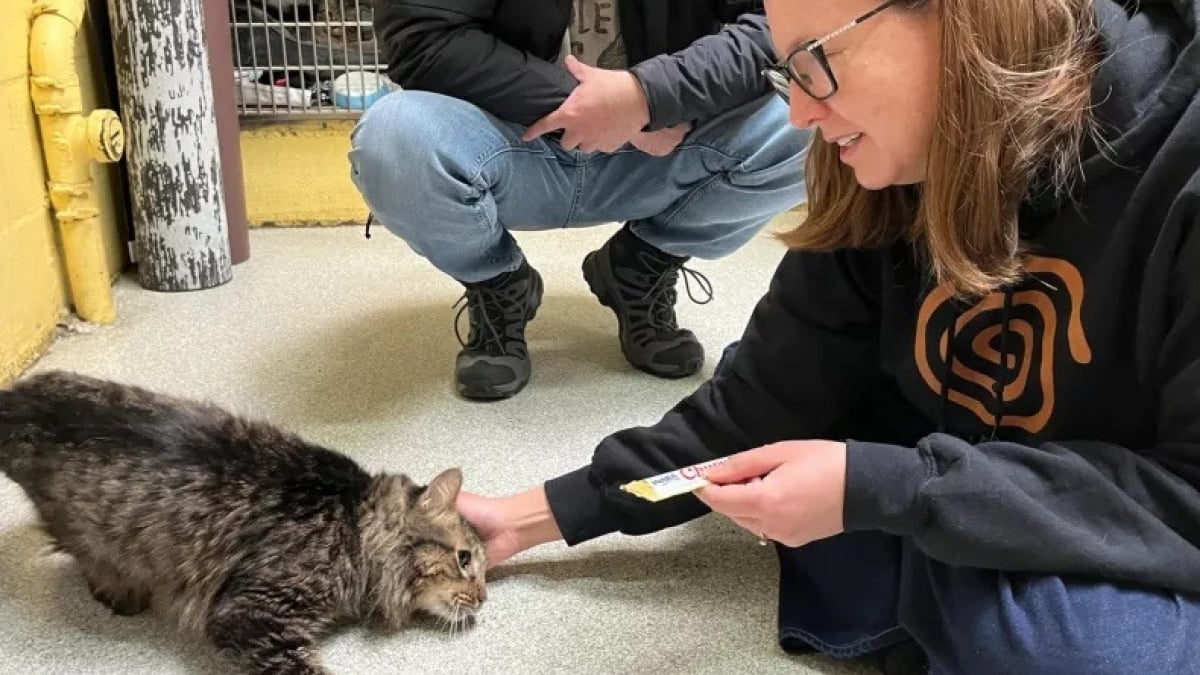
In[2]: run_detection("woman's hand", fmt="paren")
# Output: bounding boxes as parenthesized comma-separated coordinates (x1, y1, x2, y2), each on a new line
(695, 441, 848, 548)
(456, 491, 526, 568)
(456, 487, 564, 569)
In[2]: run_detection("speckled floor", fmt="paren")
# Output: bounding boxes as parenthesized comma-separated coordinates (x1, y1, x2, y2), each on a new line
(0, 219, 875, 674)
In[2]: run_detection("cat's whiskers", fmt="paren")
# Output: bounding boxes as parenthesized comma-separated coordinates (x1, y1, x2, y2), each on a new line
(441, 600, 479, 637)
(438, 604, 457, 638)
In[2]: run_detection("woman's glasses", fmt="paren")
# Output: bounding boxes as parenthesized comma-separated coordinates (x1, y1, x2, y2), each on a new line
(763, 0, 904, 102)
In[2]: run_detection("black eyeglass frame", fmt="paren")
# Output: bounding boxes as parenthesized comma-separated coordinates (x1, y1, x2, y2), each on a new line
(763, 0, 905, 102)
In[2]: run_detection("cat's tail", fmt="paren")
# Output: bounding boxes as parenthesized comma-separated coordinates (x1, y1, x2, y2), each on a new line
(1, 369, 133, 487)
(0, 391, 27, 482)
(0, 394, 32, 485)
(0, 373, 58, 486)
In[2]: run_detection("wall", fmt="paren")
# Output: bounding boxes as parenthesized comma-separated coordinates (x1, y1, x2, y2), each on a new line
(240, 119, 368, 226)
(0, 0, 125, 384)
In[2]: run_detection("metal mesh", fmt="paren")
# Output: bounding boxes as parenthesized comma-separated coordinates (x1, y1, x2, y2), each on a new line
(229, 0, 390, 117)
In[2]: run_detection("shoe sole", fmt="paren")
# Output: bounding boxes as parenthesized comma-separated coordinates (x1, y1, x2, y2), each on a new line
(582, 250, 702, 379)
(457, 380, 526, 400)
(455, 269, 544, 401)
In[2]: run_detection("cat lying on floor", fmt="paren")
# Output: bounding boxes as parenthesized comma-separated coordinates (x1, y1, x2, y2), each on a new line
(0, 370, 486, 675)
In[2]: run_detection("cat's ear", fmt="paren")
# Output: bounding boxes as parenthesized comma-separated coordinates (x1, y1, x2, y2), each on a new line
(419, 467, 463, 513)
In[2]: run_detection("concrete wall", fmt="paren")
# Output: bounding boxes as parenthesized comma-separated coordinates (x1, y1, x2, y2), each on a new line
(0, 0, 125, 384)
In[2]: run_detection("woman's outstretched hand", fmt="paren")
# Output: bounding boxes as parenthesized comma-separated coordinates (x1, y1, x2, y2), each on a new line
(695, 441, 848, 548)
(456, 487, 564, 569)
(456, 491, 526, 568)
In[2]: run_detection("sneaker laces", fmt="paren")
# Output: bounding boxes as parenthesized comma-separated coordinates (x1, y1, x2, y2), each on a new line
(637, 251, 714, 331)
(452, 281, 527, 355)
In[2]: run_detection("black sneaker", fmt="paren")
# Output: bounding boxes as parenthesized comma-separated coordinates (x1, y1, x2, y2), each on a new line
(582, 226, 713, 378)
(453, 260, 543, 400)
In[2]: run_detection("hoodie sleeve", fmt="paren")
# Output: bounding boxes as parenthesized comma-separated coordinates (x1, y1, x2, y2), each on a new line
(373, 0, 577, 126)
(844, 179, 1200, 592)
(629, 14, 776, 130)
(545, 248, 887, 545)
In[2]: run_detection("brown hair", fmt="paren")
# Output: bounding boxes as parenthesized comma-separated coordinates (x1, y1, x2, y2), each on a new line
(781, 0, 1104, 297)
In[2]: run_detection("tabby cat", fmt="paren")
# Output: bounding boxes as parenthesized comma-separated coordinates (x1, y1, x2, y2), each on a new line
(0, 370, 487, 675)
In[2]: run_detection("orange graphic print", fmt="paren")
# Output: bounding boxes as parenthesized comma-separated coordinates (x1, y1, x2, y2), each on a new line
(914, 256, 1092, 433)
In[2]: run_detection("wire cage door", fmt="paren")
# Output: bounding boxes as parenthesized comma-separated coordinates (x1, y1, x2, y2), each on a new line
(229, 0, 395, 117)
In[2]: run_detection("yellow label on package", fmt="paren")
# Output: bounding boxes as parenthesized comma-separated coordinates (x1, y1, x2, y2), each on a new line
(620, 457, 729, 502)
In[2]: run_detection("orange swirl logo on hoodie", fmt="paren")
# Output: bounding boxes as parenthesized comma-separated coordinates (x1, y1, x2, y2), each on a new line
(914, 256, 1093, 433)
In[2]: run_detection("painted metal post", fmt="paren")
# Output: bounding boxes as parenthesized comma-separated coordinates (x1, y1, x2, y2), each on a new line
(105, 0, 232, 291)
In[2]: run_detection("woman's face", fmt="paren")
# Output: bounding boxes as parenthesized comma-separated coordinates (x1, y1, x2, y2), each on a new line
(764, 0, 941, 188)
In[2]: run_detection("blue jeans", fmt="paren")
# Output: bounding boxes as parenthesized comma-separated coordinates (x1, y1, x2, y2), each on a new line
(347, 90, 811, 283)
(712, 342, 1200, 675)
(776, 533, 1200, 675)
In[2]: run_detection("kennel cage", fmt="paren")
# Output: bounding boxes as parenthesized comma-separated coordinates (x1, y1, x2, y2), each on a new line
(229, 0, 393, 117)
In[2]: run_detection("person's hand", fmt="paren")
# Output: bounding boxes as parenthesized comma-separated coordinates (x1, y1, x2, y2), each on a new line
(522, 55, 651, 153)
(695, 441, 848, 548)
(630, 122, 692, 157)
(456, 487, 563, 569)
(456, 491, 525, 567)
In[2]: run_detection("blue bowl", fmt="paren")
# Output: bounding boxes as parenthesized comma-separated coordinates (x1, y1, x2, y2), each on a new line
(332, 72, 390, 111)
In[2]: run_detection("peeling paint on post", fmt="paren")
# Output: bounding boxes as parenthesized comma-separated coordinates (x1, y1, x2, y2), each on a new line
(106, 0, 233, 291)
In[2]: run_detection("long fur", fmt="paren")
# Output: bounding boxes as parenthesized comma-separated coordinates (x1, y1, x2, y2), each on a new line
(0, 371, 487, 675)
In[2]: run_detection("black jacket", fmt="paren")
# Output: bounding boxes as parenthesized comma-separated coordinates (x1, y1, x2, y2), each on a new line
(545, 0, 1200, 595)
(372, 0, 772, 128)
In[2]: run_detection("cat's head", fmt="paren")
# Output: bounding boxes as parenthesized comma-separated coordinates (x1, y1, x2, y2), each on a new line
(399, 468, 488, 624)
(362, 468, 489, 626)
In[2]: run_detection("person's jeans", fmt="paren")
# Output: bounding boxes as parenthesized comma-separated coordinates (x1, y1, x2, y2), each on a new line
(775, 532, 1200, 674)
(348, 90, 811, 283)
(713, 341, 1200, 675)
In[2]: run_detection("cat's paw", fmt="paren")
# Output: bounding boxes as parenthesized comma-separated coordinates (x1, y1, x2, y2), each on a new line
(87, 581, 151, 616)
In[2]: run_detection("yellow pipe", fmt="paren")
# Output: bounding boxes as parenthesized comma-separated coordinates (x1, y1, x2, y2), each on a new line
(28, 0, 125, 324)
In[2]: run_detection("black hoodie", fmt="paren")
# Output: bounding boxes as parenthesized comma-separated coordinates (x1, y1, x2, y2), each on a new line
(543, 0, 1200, 595)
(372, 0, 772, 129)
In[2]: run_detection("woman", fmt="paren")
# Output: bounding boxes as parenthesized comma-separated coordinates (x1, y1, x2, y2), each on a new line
(459, 0, 1200, 672)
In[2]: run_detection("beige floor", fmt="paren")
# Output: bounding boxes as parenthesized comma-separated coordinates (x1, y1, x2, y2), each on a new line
(0, 220, 875, 674)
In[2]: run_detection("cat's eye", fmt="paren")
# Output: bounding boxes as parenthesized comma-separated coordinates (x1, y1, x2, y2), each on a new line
(457, 550, 472, 569)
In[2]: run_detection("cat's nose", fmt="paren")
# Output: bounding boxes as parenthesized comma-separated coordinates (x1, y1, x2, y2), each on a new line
(474, 581, 487, 603)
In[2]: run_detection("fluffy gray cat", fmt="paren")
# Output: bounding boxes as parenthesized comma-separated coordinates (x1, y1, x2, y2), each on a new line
(0, 370, 487, 675)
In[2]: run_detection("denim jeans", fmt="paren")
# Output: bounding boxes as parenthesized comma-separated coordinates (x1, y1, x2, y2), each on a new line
(712, 342, 1200, 675)
(775, 533, 1200, 675)
(347, 90, 811, 283)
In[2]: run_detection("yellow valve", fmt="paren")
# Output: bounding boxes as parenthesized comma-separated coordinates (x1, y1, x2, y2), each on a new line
(85, 110, 124, 164)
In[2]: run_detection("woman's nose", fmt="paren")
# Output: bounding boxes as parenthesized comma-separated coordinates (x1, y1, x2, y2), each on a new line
(789, 86, 831, 129)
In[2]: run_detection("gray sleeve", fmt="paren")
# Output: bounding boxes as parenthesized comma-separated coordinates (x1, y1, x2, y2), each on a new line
(628, 14, 776, 130)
